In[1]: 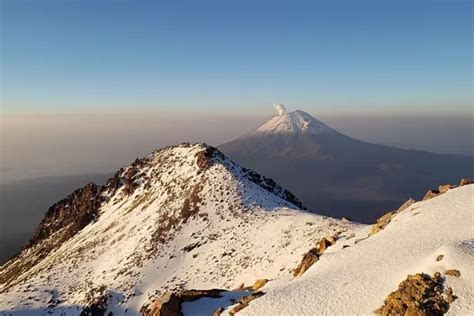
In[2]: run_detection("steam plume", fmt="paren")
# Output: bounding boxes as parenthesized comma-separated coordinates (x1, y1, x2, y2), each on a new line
(273, 104, 287, 116)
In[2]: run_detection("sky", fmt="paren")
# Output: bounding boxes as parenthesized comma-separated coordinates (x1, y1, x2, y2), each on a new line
(0, 0, 472, 183)
(1, 0, 472, 114)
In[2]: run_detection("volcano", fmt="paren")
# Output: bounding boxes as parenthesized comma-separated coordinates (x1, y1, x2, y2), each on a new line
(219, 105, 473, 222)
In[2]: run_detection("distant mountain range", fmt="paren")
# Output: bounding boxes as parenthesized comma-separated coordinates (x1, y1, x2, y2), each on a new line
(219, 104, 473, 222)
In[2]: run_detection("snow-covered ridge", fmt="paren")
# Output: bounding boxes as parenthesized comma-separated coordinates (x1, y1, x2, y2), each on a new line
(239, 184, 474, 315)
(252, 109, 339, 136)
(0, 143, 353, 315)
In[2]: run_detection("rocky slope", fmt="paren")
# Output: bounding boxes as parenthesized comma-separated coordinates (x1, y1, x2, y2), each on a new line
(0, 143, 354, 315)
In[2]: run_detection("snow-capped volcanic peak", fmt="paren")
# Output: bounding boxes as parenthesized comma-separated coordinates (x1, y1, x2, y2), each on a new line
(254, 105, 338, 135)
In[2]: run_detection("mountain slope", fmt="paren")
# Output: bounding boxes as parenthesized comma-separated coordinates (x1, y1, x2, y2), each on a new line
(238, 184, 474, 315)
(219, 105, 474, 222)
(0, 143, 354, 315)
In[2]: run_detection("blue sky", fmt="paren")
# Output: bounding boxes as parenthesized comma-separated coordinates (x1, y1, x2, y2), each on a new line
(1, 0, 472, 113)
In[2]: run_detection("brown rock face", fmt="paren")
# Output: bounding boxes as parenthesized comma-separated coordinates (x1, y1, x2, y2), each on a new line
(370, 211, 396, 235)
(142, 289, 225, 316)
(459, 178, 472, 186)
(438, 184, 455, 194)
(423, 189, 440, 201)
(250, 279, 268, 291)
(293, 248, 320, 277)
(293, 235, 338, 277)
(318, 236, 336, 253)
(27, 182, 104, 248)
(397, 198, 416, 212)
(376, 273, 456, 316)
(106, 156, 151, 196)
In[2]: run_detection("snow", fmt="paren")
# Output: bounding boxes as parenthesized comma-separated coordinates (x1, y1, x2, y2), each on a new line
(0, 143, 354, 315)
(1, 142, 472, 315)
(253, 109, 339, 135)
(181, 290, 249, 316)
(238, 184, 474, 315)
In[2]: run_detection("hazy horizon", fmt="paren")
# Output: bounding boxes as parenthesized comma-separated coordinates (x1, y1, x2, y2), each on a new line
(1, 108, 473, 184)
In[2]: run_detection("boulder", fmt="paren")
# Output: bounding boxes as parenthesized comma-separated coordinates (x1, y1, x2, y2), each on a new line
(250, 279, 268, 290)
(423, 189, 440, 201)
(370, 211, 396, 235)
(397, 198, 415, 212)
(318, 236, 336, 253)
(376, 273, 456, 316)
(459, 178, 472, 186)
(438, 184, 455, 194)
(293, 248, 320, 277)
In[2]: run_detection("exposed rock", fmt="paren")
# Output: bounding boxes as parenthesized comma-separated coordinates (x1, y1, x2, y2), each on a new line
(436, 254, 444, 262)
(376, 273, 456, 316)
(241, 167, 306, 209)
(27, 182, 104, 249)
(80, 285, 109, 316)
(195, 145, 306, 209)
(445, 269, 461, 277)
(106, 156, 151, 197)
(195, 146, 220, 171)
(439, 184, 455, 194)
(397, 198, 415, 212)
(142, 289, 225, 316)
(318, 236, 336, 253)
(229, 291, 265, 315)
(370, 211, 396, 235)
(459, 178, 472, 186)
(423, 189, 440, 201)
(212, 307, 224, 316)
(0, 182, 105, 287)
(293, 248, 320, 277)
(250, 279, 268, 290)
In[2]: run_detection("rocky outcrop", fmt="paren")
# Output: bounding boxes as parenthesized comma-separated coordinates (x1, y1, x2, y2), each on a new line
(229, 291, 265, 315)
(293, 248, 319, 277)
(423, 178, 472, 201)
(241, 167, 306, 209)
(318, 236, 336, 253)
(445, 269, 461, 277)
(370, 211, 396, 236)
(142, 289, 225, 316)
(0, 182, 105, 287)
(397, 198, 415, 212)
(370, 198, 415, 236)
(27, 182, 104, 248)
(106, 156, 151, 197)
(372, 178, 472, 236)
(423, 189, 440, 201)
(250, 279, 268, 291)
(376, 272, 456, 315)
(195, 144, 306, 209)
(80, 285, 109, 316)
(293, 236, 337, 277)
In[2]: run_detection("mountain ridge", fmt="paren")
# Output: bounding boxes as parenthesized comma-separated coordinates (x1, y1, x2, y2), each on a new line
(0, 143, 351, 315)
